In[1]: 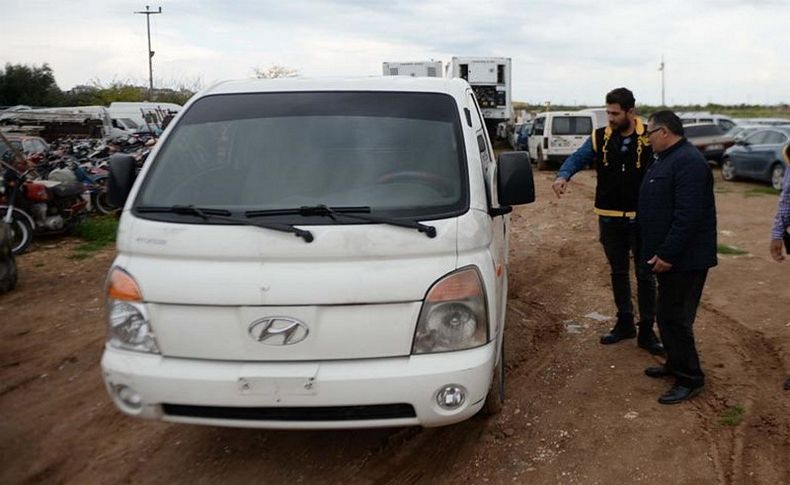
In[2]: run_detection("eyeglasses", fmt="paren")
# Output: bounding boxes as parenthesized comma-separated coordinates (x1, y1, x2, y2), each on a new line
(646, 127, 664, 136)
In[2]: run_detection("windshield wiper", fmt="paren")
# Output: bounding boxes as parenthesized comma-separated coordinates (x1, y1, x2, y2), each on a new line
(246, 204, 437, 238)
(136, 205, 314, 242)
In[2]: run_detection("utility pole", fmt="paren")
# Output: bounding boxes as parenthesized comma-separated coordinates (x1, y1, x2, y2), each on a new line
(658, 55, 665, 106)
(134, 5, 162, 100)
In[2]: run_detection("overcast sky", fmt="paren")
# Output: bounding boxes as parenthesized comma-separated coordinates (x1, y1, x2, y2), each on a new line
(2, 0, 788, 106)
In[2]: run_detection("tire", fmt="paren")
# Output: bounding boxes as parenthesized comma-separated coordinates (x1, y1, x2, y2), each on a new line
(480, 334, 505, 416)
(0, 222, 18, 294)
(94, 190, 118, 215)
(537, 149, 548, 171)
(720, 157, 736, 181)
(8, 215, 33, 255)
(93, 176, 118, 215)
(771, 163, 785, 191)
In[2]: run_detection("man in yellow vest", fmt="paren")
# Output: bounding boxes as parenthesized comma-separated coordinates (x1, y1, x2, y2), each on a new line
(552, 88, 663, 356)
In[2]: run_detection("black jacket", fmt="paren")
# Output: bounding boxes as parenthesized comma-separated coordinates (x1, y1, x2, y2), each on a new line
(591, 118, 653, 217)
(638, 139, 718, 272)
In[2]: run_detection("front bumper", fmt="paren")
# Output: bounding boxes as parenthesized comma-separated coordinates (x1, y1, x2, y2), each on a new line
(101, 340, 496, 429)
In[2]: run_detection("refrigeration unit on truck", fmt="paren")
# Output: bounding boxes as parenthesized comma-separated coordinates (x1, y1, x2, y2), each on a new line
(382, 61, 443, 78)
(448, 57, 512, 135)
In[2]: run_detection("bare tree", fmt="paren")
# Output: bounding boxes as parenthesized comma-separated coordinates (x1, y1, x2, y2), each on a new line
(253, 65, 300, 79)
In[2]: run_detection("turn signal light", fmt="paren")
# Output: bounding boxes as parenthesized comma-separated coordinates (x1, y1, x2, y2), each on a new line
(425, 267, 484, 302)
(107, 267, 143, 302)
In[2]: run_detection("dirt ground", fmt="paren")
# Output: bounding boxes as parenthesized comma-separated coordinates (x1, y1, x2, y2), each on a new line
(1, 166, 788, 485)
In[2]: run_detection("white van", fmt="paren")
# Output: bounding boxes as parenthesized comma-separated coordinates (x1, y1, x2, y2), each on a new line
(102, 77, 536, 429)
(527, 111, 594, 170)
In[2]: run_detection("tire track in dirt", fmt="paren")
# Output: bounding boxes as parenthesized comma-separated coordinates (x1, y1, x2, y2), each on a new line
(694, 302, 790, 485)
(342, 231, 575, 484)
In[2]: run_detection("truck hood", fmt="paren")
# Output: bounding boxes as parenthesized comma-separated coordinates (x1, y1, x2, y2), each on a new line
(117, 215, 459, 306)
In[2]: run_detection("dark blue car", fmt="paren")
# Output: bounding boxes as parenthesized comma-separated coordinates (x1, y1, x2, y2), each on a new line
(721, 126, 790, 190)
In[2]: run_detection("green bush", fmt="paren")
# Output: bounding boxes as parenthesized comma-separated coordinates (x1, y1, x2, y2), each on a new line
(71, 216, 118, 259)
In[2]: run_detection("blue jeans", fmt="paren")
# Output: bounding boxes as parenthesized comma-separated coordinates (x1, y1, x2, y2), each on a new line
(598, 217, 656, 325)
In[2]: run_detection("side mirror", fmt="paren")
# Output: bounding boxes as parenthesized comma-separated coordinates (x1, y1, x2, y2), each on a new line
(495, 151, 536, 212)
(108, 154, 138, 208)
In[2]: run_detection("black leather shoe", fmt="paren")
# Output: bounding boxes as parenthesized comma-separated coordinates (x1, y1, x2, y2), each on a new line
(658, 385, 704, 405)
(637, 326, 666, 356)
(600, 328, 636, 345)
(638, 339, 665, 356)
(644, 366, 672, 379)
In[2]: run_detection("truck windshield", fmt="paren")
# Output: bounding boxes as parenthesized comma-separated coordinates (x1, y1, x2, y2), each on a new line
(134, 91, 468, 222)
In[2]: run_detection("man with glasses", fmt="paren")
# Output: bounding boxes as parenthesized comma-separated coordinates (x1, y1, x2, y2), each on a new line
(552, 88, 663, 356)
(639, 110, 717, 404)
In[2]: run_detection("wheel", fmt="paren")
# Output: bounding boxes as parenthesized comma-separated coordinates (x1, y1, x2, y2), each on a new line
(94, 190, 118, 215)
(537, 149, 548, 171)
(7, 215, 33, 255)
(92, 176, 118, 215)
(771, 163, 785, 191)
(720, 157, 736, 181)
(0, 222, 18, 294)
(480, 334, 505, 415)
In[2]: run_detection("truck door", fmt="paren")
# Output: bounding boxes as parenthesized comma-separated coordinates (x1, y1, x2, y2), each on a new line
(467, 90, 507, 336)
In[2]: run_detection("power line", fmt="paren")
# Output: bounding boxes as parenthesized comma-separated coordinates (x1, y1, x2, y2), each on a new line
(134, 5, 162, 99)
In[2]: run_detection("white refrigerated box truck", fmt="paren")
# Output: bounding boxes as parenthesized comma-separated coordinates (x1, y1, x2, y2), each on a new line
(382, 61, 443, 78)
(448, 57, 512, 135)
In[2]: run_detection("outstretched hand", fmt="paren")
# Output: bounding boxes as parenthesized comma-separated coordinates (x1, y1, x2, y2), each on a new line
(552, 178, 569, 199)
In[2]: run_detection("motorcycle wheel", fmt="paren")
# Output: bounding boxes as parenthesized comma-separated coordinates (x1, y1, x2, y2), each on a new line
(94, 190, 118, 215)
(8, 215, 33, 255)
(93, 176, 118, 215)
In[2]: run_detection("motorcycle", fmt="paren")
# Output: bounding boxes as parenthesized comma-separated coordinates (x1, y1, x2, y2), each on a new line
(1, 154, 89, 254)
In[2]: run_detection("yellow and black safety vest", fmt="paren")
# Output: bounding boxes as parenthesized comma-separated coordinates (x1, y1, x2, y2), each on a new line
(590, 118, 653, 218)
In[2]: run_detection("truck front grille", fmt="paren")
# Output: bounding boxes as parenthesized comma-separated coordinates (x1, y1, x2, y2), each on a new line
(162, 403, 417, 421)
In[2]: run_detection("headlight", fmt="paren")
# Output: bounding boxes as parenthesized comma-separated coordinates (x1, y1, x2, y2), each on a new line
(105, 267, 160, 354)
(107, 300, 159, 353)
(412, 267, 488, 354)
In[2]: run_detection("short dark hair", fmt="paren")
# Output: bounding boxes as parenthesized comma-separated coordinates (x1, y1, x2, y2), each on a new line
(648, 110, 684, 137)
(605, 87, 635, 111)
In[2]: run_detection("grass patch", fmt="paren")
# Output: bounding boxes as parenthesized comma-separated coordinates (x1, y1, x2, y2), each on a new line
(714, 186, 732, 194)
(71, 216, 118, 259)
(744, 187, 780, 197)
(717, 244, 748, 255)
(720, 404, 746, 426)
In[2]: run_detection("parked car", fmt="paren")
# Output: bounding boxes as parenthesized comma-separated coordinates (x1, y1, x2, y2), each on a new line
(721, 127, 790, 190)
(678, 112, 738, 133)
(515, 121, 532, 151)
(683, 123, 734, 163)
(509, 122, 526, 149)
(740, 118, 790, 127)
(726, 124, 762, 141)
(528, 111, 594, 171)
(101, 76, 536, 429)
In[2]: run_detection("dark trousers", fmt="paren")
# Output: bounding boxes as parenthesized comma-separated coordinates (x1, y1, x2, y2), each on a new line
(656, 269, 708, 388)
(598, 217, 656, 325)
